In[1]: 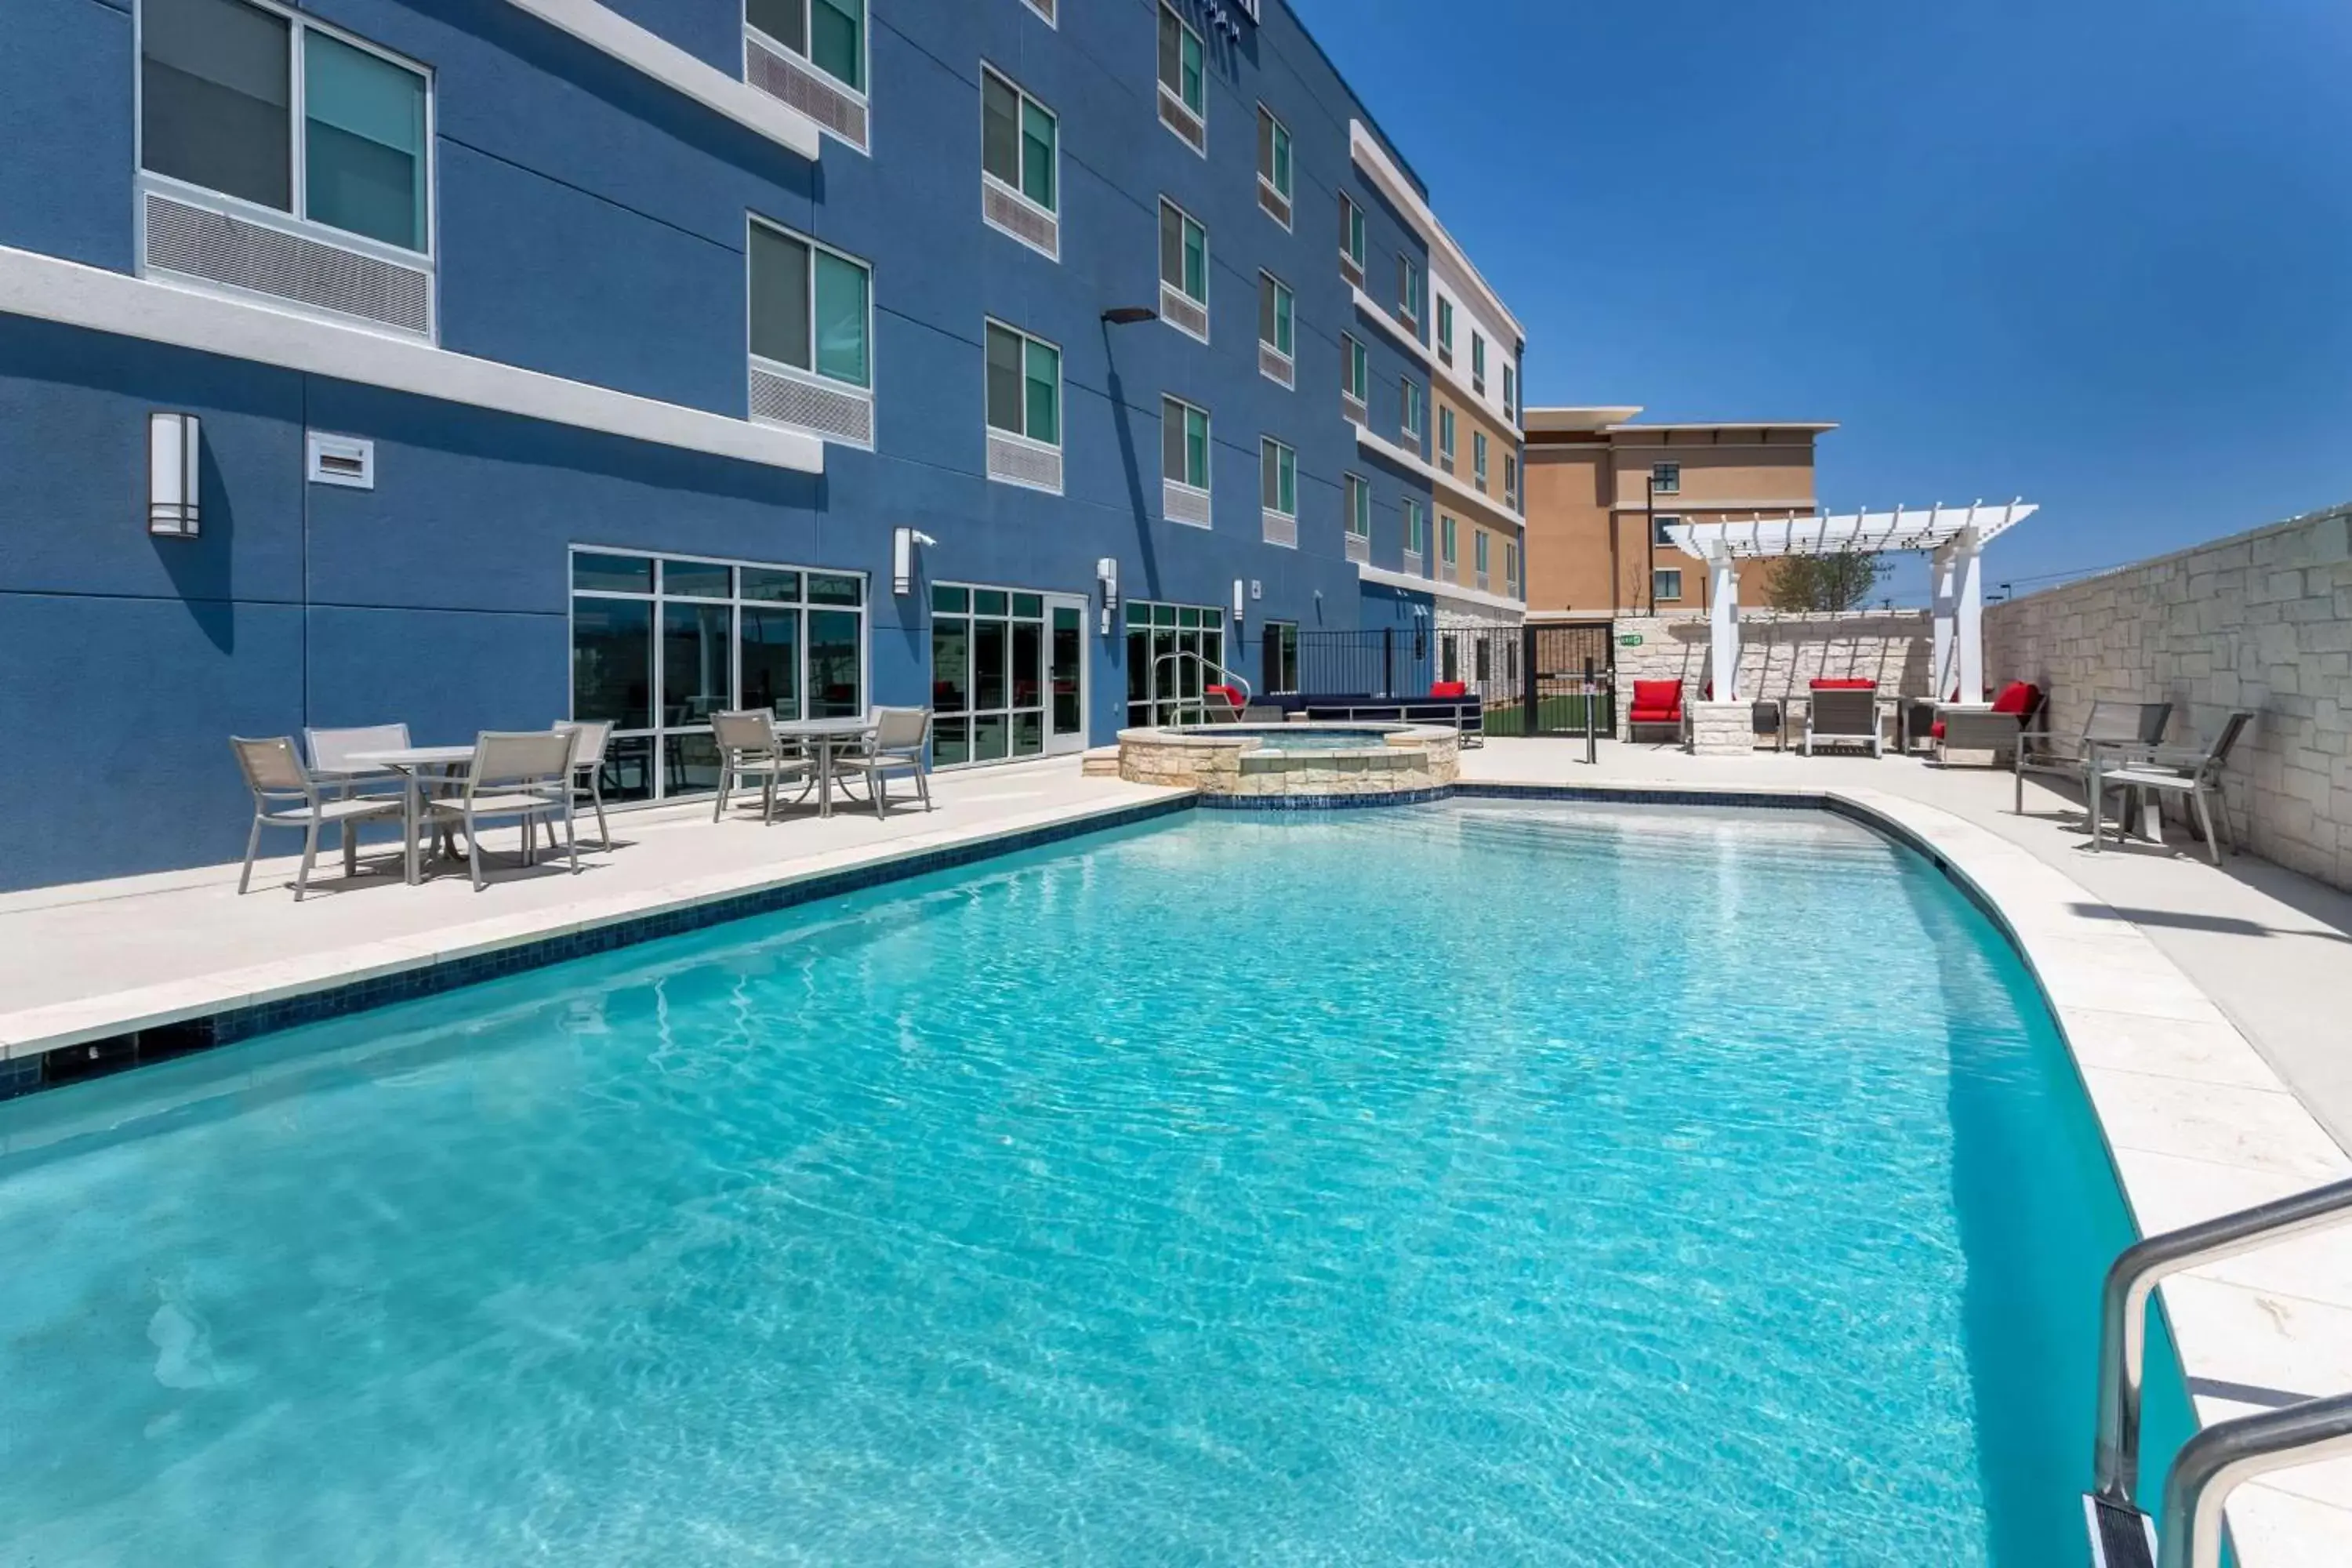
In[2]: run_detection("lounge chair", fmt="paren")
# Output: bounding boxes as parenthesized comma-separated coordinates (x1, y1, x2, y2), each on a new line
(711, 710, 814, 824)
(229, 736, 406, 899)
(424, 732, 581, 891)
(1932, 681, 2042, 767)
(830, 706, 934, 818)
(2089, 710, 2254, 864)
(1802, 681, 1883, 757)
(2015, 699, 2172, 816)
(1626, 680, 1686, 744)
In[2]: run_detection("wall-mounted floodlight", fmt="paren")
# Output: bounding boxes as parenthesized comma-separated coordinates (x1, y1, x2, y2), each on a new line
(892, 527, 937, 595)
(148, 412, 201, 538)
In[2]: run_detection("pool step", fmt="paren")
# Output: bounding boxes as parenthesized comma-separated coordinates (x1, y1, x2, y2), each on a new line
(1081, 746, 1122, 778)
(2082, 1495, 2156, 1568)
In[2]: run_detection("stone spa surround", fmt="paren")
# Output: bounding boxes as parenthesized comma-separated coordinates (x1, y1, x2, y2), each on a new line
(1116, 724, 1461, 800)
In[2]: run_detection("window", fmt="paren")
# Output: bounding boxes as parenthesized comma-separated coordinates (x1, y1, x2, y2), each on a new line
(930, 584, 1058, 767)
(1342, 334, 1368, 405)
(1340, 193, 1366, 278)
(1126, 601, 1226, 728)
(1344, 474, 1371, 538)
(985, 321, 1060, 448)
(1401, 379, 1423, 442)
(1504, 453, 1519, 508)
(1159, 198, 1207, 306)
(1471, 332, 1486, 394)
(1475, 531, 1490, 579)
(1403, 496, 1427, 560)
(1261, 437, 1297, 518)
(1441, 514, 1458, 567)
(981, 65, 1055, 213)
(1653, 568, 1685, 602)
(1257, 107, 1293, 218)
(571, 549, 866, 802)
(1653, 514, 1682, 547)
(1396, 254, 1423, 325)
(749, 218, 872, 390)
(1157, 4, 1204, 118)
(1505, 540, 1520, 593)
(1438, 407, 1456, 470)
(1263, 620, 1300, 695)
(1473, 431, 1490, 491)
(140, 0, 430, 254)
(1502, 363, 1517, 421)
(1258, 272, 1294, 359)
(1162, 395, 1210, 491)
(1652, 461, 1681, 495)
(746, 0, 866, 94)
(1436, 298, 1454, 363)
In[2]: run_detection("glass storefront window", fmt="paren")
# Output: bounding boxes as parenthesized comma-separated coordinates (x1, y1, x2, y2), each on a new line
(1123, 600, 1225, 728)
(931, 583, 1055, 768)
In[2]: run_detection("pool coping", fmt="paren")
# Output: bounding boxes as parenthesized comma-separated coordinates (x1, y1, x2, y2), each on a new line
(5, 775, 2347, 1558)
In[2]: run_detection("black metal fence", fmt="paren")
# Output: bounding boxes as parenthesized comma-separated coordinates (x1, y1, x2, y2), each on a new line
(1269, 619, 1617, 737)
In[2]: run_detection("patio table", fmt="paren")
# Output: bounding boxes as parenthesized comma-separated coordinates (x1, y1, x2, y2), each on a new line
(348, 745, 475, 884)
(771, 717, 877, 819)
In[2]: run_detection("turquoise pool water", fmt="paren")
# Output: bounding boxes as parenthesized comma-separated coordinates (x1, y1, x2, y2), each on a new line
(0, 802, 2189, 1564)
(1175, 724, 1403, 750)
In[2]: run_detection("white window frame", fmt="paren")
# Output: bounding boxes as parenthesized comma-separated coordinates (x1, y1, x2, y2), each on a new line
(1439, 405, 1456, 470)
(983, 314, 1062, 454)
(1156, 2, 1207, 152)
(1256, 103, 1293, 228)
(743, 0, 872, 121)
(1473, 430, 1489, 491)
(1396, 253, 1421, 328)
(1440, 513, 1458, 567)
(746, 212, 877, 443)
(1163, 393, 1212, 495)
(1504, 452, 1519, 509)
(1344, 472, 1371, 539)
(1501, 362, 1516, 421)
(1505, 539, 1521, 594)
(979, 61, 1059, 237)
(1158, 195, 1210, 343)
(1340, 191, 1366, 280)
(1471, 332, 1486, 394)
(1401, 377, 1422, 442)
(1020, 0, 1056, 24)
(1258, 270, 1295, 379)
(1260, 435, 1298, 520)
(1403, 496, 1427, 564)
(1436, 297, 1454, 365)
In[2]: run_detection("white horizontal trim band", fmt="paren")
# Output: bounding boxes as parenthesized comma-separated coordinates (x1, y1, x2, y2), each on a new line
(1348, 122, 1524, 343)
(0, 245, 826, 474)
(504, 0, 822, 160)
(1356, 562, 1526, 616)
(1354, 422, 1524, 533)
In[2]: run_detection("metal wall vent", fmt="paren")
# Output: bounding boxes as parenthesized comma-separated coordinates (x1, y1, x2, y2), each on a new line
(144, 192, 431, 338)
(1163, 480, 1211, 528)
(1344, 532, 1370, 564)
(750, 366, 875, 447)
(1158, 86, 1207, 154)
(306, 432, 376, 489)
(1340, 253, 1365, 292)
(1158, 283, 1208, 343)
(982, 181, 1059, 260)
(1258, 180, 1293, 230)
(986, 431, 1063, 493)
(1341, 391, 1367, 426)
(1403, 550, 1425, 577)
(746, 36, 869, 151)
(1258, 343, 1295, 389)
(1261, 509, 1298, 549)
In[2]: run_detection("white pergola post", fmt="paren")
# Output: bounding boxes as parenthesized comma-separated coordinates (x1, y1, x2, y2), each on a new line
(1708, 550, 1740, 701)
(1953, 523, 1985, 704)
(1929, 535, 1958, 700)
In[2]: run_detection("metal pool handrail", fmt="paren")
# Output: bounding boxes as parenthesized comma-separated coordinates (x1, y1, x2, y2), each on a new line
(1151, 648, 1251, 708)
(2086, 1174, 2352, 1568)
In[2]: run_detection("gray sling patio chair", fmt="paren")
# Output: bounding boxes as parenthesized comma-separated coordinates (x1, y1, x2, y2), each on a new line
(2089, 710, 2255, 864)
(831, 706, 934, 818)
(552, 719, 614, 850)
(711, 710, 815, 825)
(1802, 685, 1884, 757)
(230, 736, 405, 900)
(304, 723, 410, 798)
(423, 731, 580, 890)
(2015, 699, 2172, 816)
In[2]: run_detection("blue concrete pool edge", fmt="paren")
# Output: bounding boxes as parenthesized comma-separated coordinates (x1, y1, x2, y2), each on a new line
(0, 781, 2010, 1105)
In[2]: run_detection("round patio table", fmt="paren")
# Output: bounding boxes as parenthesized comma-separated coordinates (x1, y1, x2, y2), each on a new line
(347, 745, 474, 884)
(771, 717, 877, 819)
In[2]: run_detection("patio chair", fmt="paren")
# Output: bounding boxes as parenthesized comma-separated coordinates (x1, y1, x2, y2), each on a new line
(230, 735, 405, 900)
(2089, 710, 2255, 864)
(1203, 684, 1247, 724)
(832, 706, 934, 818)
(305, 723, 410, 798)
(424, 731, 580, 891)
(1802, 681, 1883, 757)
(1931, 681, 2042, 767)
(1626, 680, 1686, 744)
(2015, 699, 2172, 816)
(552, 719, 614, 850)
(711, 710, 813, 825)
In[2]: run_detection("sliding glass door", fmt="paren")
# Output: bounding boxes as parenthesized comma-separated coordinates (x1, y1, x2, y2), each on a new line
(931, 584, 1085, 767)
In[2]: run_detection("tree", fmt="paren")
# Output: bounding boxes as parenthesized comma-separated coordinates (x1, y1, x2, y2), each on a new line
(1764, 550, 1889, 612)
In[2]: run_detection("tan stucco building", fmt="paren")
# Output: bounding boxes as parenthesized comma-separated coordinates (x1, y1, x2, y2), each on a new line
(1522, 408, 1834, 617)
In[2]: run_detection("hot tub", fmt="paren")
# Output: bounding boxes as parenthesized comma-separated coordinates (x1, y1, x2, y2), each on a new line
(1116, 721, 1458, 800)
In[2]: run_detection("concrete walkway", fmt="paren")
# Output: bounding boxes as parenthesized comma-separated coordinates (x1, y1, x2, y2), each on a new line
(1460, 737, 2352, 1156)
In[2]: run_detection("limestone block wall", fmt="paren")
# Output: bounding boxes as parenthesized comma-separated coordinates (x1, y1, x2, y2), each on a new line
(1608, 611, 1933, 740)
(1986, 503, 2352, 891)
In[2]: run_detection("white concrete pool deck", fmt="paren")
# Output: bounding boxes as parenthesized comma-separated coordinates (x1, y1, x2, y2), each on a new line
(4, 741, 2351, 1559)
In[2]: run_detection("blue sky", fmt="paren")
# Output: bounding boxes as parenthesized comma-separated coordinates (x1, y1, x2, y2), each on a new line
(1290, 0, 2352, 603)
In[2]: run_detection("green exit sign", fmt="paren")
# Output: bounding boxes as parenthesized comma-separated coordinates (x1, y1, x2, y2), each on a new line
(1618, 633, 1644, 648)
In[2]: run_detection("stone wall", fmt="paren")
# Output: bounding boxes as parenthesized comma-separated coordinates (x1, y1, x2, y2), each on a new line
(1986, 503, 2352, 891)
(1610, 611, 1933, 740)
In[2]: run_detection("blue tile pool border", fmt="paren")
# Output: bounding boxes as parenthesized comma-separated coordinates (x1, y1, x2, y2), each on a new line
(4, 780, 2016, 1104)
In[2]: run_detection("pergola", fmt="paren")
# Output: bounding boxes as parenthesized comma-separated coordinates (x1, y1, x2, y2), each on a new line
(1664, 499, 2037, 706)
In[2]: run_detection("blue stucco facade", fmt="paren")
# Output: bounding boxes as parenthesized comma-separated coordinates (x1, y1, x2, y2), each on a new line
(0, 0, 1443, 889)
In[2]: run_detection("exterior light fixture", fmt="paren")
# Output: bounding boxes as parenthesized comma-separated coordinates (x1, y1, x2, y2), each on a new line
(148, 412, 201, 538)
(892, 527, 936, 596)
(1232, 578, 1247, 629)
(1100, 307, 1158, 326)
(1096, 556, 1120, 633)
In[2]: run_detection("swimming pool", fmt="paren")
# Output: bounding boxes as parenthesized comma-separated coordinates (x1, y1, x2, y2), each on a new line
(0, 800, 2189, 1564)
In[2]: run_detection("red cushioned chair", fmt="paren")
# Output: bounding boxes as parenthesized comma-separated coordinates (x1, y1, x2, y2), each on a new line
(1430, 681, 1468, 699)
(1628, 680, 1686, 744)
(1933, 681, 2042, 765)
(1202, 684, 1247, 723)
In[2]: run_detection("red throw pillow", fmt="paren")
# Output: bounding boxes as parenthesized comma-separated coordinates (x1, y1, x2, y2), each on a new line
(1810, 678, 1875, 690)
(1991, 681, 2034, 716)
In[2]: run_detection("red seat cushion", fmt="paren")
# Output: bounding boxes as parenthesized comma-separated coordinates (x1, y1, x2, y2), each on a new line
(1810, 678, 1876, 691)
(1630, 681, 1684, 713)
(1204, 684, 1244, 709)
(1429, 681, 1468, 699)
(1931, 720, 1946, 740)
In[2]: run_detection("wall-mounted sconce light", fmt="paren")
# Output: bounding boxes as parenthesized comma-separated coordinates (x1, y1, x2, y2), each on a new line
(892, 527, 936, 595)
(1232, 578, 1247, 629)
(1100, 307, 1158, 326)
(1096, 556, 1120, 633)
(148, 412, 201, 539)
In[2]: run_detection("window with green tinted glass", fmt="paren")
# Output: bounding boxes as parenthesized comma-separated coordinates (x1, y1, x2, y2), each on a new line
(1345, 474, 1370, 538)
(1159, 199, 1206, 304)
(1162, 397, 1209, 489)
(748, 0, 863, 93)
(1257, 107, 1292, 200)
(985, 321, 1060, 448)
(981, 65, 1056, 212)
(749, 218, 871, 390)
(140, 0, 429, 254)
(1261, 438, 1296, 517)
(1157, 5, 1203, 116)
(1340, 193, 1364, 267)
(1343, 335, 1367, 401)
(1258, 273, 1294, 358)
